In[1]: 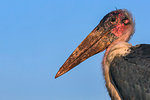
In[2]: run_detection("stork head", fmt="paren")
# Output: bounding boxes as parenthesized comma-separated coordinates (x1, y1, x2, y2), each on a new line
(55, 9, 134, 78)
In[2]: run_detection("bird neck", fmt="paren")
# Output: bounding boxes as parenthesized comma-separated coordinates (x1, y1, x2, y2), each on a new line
(102, 41, 122, 100)
(102, 40, 132, 100)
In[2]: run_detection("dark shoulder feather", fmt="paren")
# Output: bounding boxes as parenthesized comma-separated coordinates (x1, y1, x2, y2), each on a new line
(110, 44, 150, 100)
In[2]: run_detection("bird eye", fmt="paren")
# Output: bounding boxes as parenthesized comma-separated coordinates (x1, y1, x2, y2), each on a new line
(111, 17, 116, 22)
(122, 17, 130, 25)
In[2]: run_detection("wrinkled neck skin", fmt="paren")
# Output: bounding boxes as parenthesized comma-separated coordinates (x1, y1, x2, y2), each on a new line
(102, 24, 134, 100)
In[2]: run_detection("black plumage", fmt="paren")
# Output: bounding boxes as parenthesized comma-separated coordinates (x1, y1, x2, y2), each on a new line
(110, 44, 150, 100)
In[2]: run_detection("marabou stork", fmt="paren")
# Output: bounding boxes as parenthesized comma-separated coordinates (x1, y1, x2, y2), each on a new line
(55, 9, 150, 100)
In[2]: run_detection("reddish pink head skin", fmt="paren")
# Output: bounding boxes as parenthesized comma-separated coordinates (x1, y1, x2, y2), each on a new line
(103, 9, 134, 66)
(110, 10, 133, 37)
(111, 20, 129, 37)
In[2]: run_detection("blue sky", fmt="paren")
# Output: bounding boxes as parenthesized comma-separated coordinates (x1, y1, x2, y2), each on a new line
(0, 0, 150, 100)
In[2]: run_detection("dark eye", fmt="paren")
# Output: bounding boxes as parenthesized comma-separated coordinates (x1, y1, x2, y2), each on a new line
(122, 17, 129, 25)
(111, 17, 116, 22)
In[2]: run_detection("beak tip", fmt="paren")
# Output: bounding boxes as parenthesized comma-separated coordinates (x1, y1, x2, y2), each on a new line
(55, 75, 58, 79)
(55, 65, 70, 79)
(55, 69, 64, 79)
(55, 72, 60, 79)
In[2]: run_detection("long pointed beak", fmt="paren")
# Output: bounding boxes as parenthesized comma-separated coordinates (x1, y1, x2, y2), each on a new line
(55, 24, 118, 78)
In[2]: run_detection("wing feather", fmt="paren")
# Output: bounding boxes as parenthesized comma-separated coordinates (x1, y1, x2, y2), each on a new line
(110, 44, 150, 100)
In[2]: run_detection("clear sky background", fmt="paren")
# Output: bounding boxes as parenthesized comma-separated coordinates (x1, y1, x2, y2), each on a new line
(0, 0, 150, 100)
